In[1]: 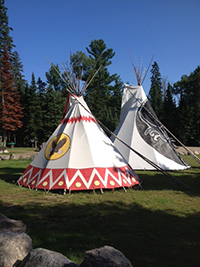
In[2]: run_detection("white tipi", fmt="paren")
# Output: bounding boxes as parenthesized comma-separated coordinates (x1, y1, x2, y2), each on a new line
(111, 83, 189, 170)
(18, 91, 139, 191)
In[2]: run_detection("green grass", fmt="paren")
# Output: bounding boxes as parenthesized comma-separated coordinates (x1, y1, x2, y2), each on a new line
(0, 155, 200, 266)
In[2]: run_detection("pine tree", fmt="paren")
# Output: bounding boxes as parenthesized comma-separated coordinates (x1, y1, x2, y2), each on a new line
(0, 1, 27, 146)
(174, 66, 200, 145)
(177, 91, 192, 144)
(34, 77, 46, 145)
(81, 39, 122, 130)
(37, 77, 46, 95)
(107, 76, 123, 131)
(45, 64, 62, 92)
(16, 81, 29, 146)
(0, 45, 23, 144)
(11, 51, 26, 96)
(0, 0, 14, 65)
(43, 85, 63, 141)
(84, 39, 114, 113)
(191, 67, 200, 145)
(22, 73, 39, 146)
(148, 61, 163, 120)
(163, 83, 177, 134)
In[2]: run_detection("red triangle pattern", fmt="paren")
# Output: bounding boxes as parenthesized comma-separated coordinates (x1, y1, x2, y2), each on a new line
(18, 165, 139, 191)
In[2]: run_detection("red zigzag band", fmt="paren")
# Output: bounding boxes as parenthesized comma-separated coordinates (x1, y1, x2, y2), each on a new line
(61, 116, 97, 124)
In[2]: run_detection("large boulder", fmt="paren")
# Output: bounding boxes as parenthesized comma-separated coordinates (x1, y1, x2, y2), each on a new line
(0, 213, 26, 233)
(0, 154, 10, 160)
(80, 245, 133, 267)
(0, 231, 32, 267)
(16, 248, 79, 267)
(10, 153, 37, 160)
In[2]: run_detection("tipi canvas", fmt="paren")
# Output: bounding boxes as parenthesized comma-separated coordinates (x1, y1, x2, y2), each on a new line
(111, 84, 189, 170)
(18, 93, 139, 191)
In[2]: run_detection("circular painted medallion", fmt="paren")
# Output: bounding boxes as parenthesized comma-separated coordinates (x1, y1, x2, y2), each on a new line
(45, 133, 70, 160)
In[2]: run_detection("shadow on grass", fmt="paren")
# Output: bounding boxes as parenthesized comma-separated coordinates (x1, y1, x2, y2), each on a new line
(0, 167, 25, 184)
(0, 200, 200, 267)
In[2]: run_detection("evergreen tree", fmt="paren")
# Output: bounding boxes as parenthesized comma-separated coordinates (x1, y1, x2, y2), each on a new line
(174, 66, 200, 145)
(0, 1, 27, 146)
(0, 45, 23, 144)
(69, 51, 88, 78)
(79, 39, 122, 130)
(42, 85, 63, 141)
(16, 81, 29, 146)
(84, 39, 113, 118)
(0, 1, 25, 90)
(69, 51, 89, 95)
(45, 64, 62, 92)
(163, 83, 177, 135)
(35, 77, 46, 144)
(0, 0, 14, 65)
(11, 51, 26, 95)
(34, 79, 44, 145)
(22, 73, 40, 146)
(176, 90, 192, 145)
(9, 51, 27, 146)
(148, 61, 163, 120)
(37, 77, 46, 97)
(191, 67, 200, 145)
(107, 76, 123, 131)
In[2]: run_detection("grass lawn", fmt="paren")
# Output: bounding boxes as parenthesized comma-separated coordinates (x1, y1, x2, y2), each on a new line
(0, 155, 200, 266)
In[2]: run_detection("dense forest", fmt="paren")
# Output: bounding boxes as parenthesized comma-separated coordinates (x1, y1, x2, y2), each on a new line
(0, 0, 200, 148)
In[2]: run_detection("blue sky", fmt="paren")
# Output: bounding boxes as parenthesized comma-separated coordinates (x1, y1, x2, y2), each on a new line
(6, 0, 200, 94)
